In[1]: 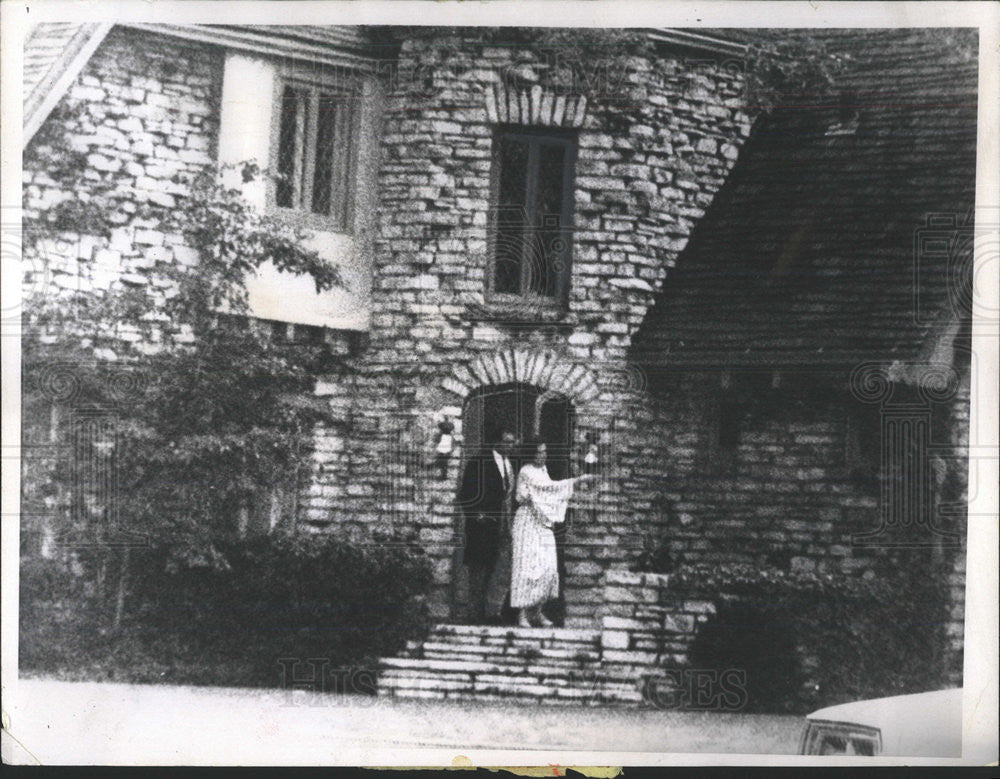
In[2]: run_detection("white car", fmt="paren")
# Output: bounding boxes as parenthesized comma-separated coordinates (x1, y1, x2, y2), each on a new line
(799, 688, 962, 757)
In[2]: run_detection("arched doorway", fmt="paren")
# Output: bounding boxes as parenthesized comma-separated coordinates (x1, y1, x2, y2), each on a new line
(453, 382, 576, 624)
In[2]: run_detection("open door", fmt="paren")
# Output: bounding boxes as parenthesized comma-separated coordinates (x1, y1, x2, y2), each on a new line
(452, 383, 575, 623)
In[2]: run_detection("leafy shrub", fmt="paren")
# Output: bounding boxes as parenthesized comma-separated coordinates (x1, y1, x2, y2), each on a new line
(21, 160, 341, 565)
(22, 110, 404, 692)
(682, 562, 951, 713)
(20, 533, 432, 689)
(21, 155, 346, 648)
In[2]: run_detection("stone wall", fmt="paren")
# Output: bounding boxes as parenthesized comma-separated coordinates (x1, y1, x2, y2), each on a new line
(336, 32, 753, 623)
(626, 365, 969, 686)
(21, 27, 223, 540)
(625, 366, 967, 580)
(23, 27, 756, 623)
(599, 570, 715, 677)
(615, 370, 885, 578)
(21, 28, 361, 537)
(23, 27, 223, 310)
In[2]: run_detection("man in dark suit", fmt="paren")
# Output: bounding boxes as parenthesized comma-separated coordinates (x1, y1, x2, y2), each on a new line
(457, 427, 517, 624)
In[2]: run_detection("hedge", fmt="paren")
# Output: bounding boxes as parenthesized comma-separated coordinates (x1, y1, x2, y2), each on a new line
(20, 532, 432, 690)
(678, 562, 952, 713)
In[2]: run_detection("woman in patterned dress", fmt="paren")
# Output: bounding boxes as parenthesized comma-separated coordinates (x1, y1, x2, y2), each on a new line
(510, 440, 597, 628)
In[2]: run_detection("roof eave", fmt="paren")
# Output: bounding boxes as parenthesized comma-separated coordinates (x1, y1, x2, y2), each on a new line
(117, 23, 381, 68)
(23, 23, 113, 148)
(645, 28, 748, 58)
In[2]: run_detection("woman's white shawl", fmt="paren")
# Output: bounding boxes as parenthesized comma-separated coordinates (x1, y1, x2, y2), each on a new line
(516, 464, 575, 529)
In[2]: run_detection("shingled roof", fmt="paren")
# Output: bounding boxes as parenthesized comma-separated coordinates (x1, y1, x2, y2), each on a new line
(629, 29, 978, 372)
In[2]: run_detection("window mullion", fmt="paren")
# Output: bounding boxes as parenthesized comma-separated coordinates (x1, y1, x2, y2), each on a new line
(522, 140, 540, 296)
(342, 91, 358, 231)
(333, 92, 351, 230)
(291, 87, 307, 210)
(302, 86, 320, 214)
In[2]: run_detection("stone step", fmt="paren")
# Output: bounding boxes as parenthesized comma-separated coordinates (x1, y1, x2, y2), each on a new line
(380, 670, 642, 695)
(381, 688, 629, 706)
(386, 661, 663, 692)
(381, 667, 645, 691)
(377, 620, 686, 708)
(379, 656, 606, 681)
(377, 683, 645, 709)
(426, 635, 601, 653)
(419, 650, 601, 669)
(378, 673, 475, 693)
(430, 624, 600, 644)
(379, 656, 656, 696)
(419, 642, 601, 663)
(400, 634, 601, 660)
(378, 672, 645, 706)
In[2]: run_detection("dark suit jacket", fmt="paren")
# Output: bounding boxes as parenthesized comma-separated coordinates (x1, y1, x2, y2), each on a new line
(457, 451, 512, 566)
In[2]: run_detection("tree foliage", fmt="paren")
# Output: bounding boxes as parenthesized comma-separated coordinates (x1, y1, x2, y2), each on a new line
(678, 561, 953, 712)
(21, 532, 432, 687)
(20, 126, 434, 679)
(22, 155, 342, 574)
(743, 36, 850, 113)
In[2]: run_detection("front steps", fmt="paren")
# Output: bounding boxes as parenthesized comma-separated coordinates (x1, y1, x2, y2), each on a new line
(377, 624, 646, 706)
(377, 573, 720, 707)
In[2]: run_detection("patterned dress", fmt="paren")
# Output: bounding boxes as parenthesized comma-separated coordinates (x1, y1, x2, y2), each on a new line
(509, 463, 575, 608)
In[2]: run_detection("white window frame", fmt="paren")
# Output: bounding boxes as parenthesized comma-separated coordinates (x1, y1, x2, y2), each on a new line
(267, 68, 362, 234)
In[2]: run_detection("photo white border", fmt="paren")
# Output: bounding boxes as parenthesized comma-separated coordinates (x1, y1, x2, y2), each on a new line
(2, 0, 997, 767)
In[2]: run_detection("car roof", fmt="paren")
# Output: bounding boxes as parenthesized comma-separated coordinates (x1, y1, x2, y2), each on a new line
(807, 688, 963, 757)
(807, 688, 962, 724)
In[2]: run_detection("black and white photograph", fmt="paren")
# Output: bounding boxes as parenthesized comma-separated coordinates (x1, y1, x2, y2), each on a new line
(1, 0, 997, 767)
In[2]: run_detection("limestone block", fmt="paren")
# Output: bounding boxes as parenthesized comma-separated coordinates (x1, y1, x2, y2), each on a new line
(602, 649, 658, 666)
(602, 616, 648, 631)
(603, 569, 642, 587)
(601, 630, 630, 650)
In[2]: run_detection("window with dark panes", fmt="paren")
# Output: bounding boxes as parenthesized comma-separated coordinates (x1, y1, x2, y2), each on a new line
(491, 127, 576, 303)
(273, 81, 357, 232)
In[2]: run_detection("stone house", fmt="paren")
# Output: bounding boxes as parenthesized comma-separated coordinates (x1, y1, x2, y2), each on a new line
(23, 25, 973, 699)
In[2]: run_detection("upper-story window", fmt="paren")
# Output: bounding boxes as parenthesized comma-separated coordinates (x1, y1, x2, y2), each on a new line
(488, 127, 576, 306)
(271, 80, 358, 233)
(218, 52, 376, 330)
